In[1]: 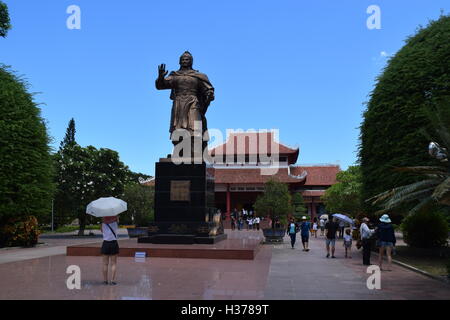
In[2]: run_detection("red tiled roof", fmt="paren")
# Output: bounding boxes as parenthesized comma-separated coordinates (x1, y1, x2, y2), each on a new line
(209, 132, 299, 164)
(290, 166, 340, 186)
(214, 167, 306, 185)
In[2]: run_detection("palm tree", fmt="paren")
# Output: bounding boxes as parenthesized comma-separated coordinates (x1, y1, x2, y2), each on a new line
(368, 101, 450, 214)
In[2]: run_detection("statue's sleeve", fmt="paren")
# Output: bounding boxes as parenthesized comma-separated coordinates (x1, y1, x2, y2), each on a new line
(199, 75, 215, 102)
(155, 75, 174, 90)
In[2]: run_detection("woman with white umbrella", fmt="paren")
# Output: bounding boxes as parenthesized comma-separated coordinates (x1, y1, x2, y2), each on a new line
(87, 197, 127, 286)
(100, 216, 120, 285)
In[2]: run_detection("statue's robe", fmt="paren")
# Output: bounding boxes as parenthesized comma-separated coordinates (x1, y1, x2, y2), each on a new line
(155, 69, 215, 141)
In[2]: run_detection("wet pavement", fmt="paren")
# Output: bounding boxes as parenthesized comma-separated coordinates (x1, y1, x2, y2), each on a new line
(0, 230, 449, 300)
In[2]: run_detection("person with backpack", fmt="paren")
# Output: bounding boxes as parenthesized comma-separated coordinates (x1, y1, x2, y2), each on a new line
(101, 216, 120, 285)
(286, 217, 299, 249)
(376, 214, 396, 271)
(325, 215, 339, 258)
(300, 216, 311, 251)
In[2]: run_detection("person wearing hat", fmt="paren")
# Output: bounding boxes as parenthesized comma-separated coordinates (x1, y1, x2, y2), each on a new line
(376, 214, 396, 271)
(300, 216, 311, 251)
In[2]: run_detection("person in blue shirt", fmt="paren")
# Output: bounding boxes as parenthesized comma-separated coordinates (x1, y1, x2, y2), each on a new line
(286, 217, 299, 249)
(300, 216, 311, 252)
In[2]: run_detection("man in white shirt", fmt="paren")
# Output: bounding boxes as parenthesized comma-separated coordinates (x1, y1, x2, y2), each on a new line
(360, 217, 374, 265)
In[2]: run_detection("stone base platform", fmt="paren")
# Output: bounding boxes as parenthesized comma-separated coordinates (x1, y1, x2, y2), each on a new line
(137, 233, 227, 245)
(66, 236, 261, 260)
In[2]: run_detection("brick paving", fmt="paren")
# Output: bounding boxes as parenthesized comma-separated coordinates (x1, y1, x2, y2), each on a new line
(0, 230, 449, 299)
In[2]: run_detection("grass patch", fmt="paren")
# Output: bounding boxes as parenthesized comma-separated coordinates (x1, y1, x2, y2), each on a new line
(393, 246, 450, 278)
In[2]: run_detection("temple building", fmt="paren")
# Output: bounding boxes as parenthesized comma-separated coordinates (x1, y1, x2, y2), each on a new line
(209, 131, 340, 221)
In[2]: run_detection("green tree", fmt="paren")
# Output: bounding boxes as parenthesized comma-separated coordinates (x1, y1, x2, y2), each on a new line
(54, 144, 133, 235)
(368, 99, 450, 215)
(0, 66, 54, 244)
(292, 192, 307, 220)
(59, 118, 76, 151)
(254, 179, 292, 228)
(359, 15, 450, 216)
(322, 166, 363, 218)
(121, 183, 154, 226)
(0, 1, 11, 38)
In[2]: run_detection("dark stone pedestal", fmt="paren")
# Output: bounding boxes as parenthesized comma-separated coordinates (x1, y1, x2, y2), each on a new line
(139, 159, 227, 244)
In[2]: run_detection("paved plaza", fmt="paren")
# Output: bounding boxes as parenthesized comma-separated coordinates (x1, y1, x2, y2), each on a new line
(0, 229, 449, 300)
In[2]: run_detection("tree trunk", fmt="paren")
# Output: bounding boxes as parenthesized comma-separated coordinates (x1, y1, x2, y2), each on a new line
(78, 213, 86, 236)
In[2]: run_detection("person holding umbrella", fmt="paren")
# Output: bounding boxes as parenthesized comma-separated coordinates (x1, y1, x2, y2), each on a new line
(86, 197, 127, 285)
(101, 216, 120, 285)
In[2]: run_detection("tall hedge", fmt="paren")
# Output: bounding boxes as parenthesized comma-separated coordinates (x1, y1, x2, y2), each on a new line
(0, 66, 54, 227)
(359, 15, 450, 216)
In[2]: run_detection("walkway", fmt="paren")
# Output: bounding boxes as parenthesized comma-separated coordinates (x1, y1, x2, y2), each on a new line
(0, 230, 449, 299)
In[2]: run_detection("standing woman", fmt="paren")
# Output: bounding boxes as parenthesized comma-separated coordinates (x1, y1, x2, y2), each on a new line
(101, 216, 120, 285)
(376, 214, 396, 271)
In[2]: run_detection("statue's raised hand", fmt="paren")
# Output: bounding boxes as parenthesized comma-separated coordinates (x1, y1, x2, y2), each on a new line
(158, 64, 168, 79)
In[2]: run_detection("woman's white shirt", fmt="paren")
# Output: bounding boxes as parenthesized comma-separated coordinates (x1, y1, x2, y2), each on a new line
(102, 222, 118, 241)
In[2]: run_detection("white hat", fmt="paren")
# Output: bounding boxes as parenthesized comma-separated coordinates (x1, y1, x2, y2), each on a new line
(379, 214, 391, 223)
(302, 216, 307, 220)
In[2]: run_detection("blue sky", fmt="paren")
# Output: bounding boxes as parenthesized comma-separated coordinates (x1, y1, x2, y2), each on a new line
(1, 0, 448, 175)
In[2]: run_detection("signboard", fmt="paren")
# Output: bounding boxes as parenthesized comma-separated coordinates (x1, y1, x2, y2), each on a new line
(170, 180, 190, 202)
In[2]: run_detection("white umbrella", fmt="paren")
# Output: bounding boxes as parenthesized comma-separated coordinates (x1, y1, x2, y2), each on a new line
(86, 197, 127, 217)
(332, 213, 354, 225)
(320, 214, 328, 220)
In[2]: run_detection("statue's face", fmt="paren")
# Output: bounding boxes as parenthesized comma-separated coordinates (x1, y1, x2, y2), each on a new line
(180, 56, 192, 68)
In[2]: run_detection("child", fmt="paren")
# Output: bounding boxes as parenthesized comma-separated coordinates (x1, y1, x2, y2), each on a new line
(343, 228, 352, 258)
(312, 221, 318, 238)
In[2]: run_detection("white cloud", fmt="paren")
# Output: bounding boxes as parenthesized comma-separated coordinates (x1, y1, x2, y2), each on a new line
(380, 51, 388, 57)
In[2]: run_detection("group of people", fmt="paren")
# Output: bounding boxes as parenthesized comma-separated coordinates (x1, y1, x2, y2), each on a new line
(286, 213, 397, 271)
(322, 214, 396, 270)
(230, 208, 261, 231)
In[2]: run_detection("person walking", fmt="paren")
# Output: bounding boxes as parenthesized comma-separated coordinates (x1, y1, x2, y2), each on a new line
(254, 216, 260, 231)
(343, 229, 353, 258)
(248, 217, 254, 230)
(338, 220, 345, 239)
(101, 216, 120, 285)
(312, 219, 318, 238)
(319, 218, 325, 236)
(376, 214, 396, 271)
(286, 218, 299, 249)
(360, 217, 375, 266)
(300, 216, 311, 251)
(231, 215, 236, 230)
(325, 215, 339, 258)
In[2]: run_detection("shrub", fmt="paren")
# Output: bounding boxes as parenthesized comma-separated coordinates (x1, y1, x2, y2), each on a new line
(401, 209, 449, 248)
(0, 216, 41, 247)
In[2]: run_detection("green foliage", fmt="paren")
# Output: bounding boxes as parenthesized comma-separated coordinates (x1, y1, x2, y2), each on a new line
(292, 192, 307, 220)
(59, 118, 76, 151)
(0, 66, 55, 229)
(322, 166, 362, 217)
(400, 208, 449, 248)
(254, 178, 292, 227)
(0, 1, 11, 38)
(53, 143, 133, 235)
(121, 183, 154, 226)
(359, 15, 450, 216)
(0, 216, 40, 247)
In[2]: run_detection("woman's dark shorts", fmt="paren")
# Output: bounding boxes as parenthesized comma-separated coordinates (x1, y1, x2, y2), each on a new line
(101, 240, 119, 255)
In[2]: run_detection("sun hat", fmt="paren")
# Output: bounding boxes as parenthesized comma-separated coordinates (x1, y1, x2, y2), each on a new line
(379, 214, 391, 223)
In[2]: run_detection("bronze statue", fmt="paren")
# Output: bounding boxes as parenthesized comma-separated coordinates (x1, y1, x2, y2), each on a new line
(156, 51, 215, 157)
